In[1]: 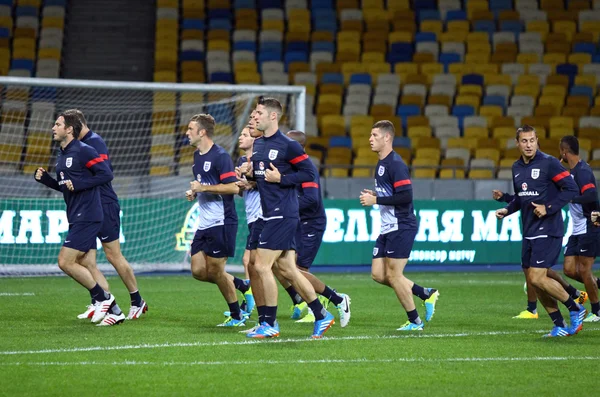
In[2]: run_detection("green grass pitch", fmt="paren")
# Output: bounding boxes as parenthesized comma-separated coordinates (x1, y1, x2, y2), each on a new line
(1, 272, 599, 396)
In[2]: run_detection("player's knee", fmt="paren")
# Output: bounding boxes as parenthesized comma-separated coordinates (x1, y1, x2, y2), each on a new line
(191, 266, 208, 281)
(564, 266, 578, 279)
(371, 272, 386, 284)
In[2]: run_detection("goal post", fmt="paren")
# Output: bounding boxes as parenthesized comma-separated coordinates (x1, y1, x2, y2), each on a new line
(0, 76, 306, 275)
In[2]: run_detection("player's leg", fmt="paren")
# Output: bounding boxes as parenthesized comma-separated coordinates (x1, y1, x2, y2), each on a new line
(58, 246, 100, 289)
(385, 257, 422, 330)
(280, 224, 308, 316)
(533, 285, 570, 337)
(514, 240, 539, 319)
(371, 235, 389, 286)
(242, 249, 251, 280)
(276, 249, 334, 338)
(548, 268, 584, 303)
(76, 249, 109, 319)
(528, 237, 586, 334)
(205, 255, 246, 326)
(561, 235, 588, 304)
(579, 234, 600, 321)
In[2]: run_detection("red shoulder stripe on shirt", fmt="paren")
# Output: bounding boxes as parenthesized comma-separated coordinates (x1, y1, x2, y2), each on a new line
(302, 182, 319, 188)
(220, 171, 236, 180)
(581, 183, 595, 193)
(99, 154, 108, 160)
(85, 157, 105, 168)
(551, 170, 570, 182)
(394, 179, 411, 188)
(289, 153, 308, 164)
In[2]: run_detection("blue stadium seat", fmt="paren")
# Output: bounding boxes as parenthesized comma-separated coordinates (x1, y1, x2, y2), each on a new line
(182, 19, 205, 30)
(388, 52, 413, 64)
(349, 73, 372, 85)
(473, 21, 496, 35)
(445, 10, 467, 21)
(208, 9, 232, 20)
(234, 41, 257, 51)
(312, 8, 336, 22)
(593, 54, 600, 63)
(321, 73, 344, 85)
(329, 136, 352, 148)
(0, 28, 9, 38)
(205, 104, 234, 121)
(260, 42, 283, 53)
(258, 0, 282, 8)
(483, 96, 506, 109)
(311, 0, 333, 9)
(284, 51, 308, 70)
(393, 137, 411, 148)
(234, 0, 256, 8)
(462, 74, 484, 86)
(556, 63, 578, 86)
(490, 0, 513, 11)
(439, 53, 461, 72)
(500, 20, 522, 35)
(209, 19, 232, 30)
(312, 41, 335, 53)
(452, 105, 475, 129)
(287, 41, 309, 53)
(32, 87, 58, 102)
(258, 51, 282, 63)
(15, 6, 37, 16)
(418, 10, 440, 22)
(396, 105, 421, 129)
(415, 32, 437, 43)
(210, 72, 234, 84)
(11, 59, 34, 72)
(413, 0, 436, 10)
(573, 43, 596, 56)
(390, 42, 413, 54)
(314, 19, 337, 33)
(180, 51, 204, 61)
(570, 85, 594, 101)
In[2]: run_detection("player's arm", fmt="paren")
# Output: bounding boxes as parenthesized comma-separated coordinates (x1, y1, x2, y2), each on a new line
(33, 167, 60, 191)
(545, 159, 578, 215)
(298, 181, 320, 210)
(571, 169, 597, 204)
(279, 142, 316, 186)
(376, 162, 413, 206)
(493, 190, 514, 203)
(69, 146, 114, 192)
(504, 174, 521, 216)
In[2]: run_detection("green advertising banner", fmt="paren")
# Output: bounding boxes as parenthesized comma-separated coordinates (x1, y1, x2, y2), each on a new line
(0, 198, 573, 267)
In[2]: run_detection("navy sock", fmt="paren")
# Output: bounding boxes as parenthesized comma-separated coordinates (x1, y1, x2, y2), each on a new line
(407, 309, 422, 325)
(308, 298, 326, 321)
(597, 278, 600, 289)
(549, 311, 567, 328)
(592, 302, 600, 316)
(562, 297, 580, 312)
(565, 284, 579, 300)
(228, 301, 242, 320)
(263, 306, 277, 327)
(321, 286, 343, 305)
(89, 290, 95, 304)
(527, 301, 537, 314)
(411, 284, 430, 301)
(89, 283, 108, 302)
(233, 277, 249, 294)
(285, 286, 303, 305)
(110, 302, 122, 315)
(257, 305, 266, 324)
(130, 290, 142, 306)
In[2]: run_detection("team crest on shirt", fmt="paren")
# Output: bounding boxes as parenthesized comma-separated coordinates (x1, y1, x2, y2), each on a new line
(531, 169, 540, 179)
(268, 149, 278, 160)
(259, 161, 265, 170)
(377, 165, 385, 176)
(65, 157, 72, 168)
(522, 182, 528, 191)
(203, 161, 211, 172)
(373, 247, 379, 256)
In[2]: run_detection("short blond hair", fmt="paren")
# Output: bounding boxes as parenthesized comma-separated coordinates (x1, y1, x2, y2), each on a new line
(190, 113, 215, 137)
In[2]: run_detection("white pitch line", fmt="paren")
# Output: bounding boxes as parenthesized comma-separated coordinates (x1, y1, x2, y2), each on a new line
(0, 292, 35, 296)
(2, 356, 600, 367)
(3, 328, 599, 356)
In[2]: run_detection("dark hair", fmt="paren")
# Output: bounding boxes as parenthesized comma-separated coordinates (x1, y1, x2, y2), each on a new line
(372, 120, 396, 137)
(189, 113, 216, 137)
(59, 111, 83, 139)
(63, 109, 87, 127)
(560, 135, 579, 155)
(257, 96, 283, 120)
(516, 125, 536, 140)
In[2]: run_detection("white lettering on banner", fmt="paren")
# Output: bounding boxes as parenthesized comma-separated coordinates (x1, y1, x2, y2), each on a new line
(0, 210, 16, 243)
(498, 213, 522, 241)
(15, 211, 44, 244)
(343, 209, 370, 242)
(471, 210, 499, 242)
(323, 208, 345, 243)
(408, 250, 476, 263)
(369, 207, 380, 241)
(0, 209, 126, 245)
(415, 210, 440, 242)
(45, 211, 68, 243)
(439, 210, 464, 242)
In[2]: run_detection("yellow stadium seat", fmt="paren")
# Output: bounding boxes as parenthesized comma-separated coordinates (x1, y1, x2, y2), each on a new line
(490, 116, 515, 129)
(548, 126, 571, 139)
(420, 20, 443, 35)
(492, 127, 516, 139)
(352, 157, 376, 178)
(484, 74, 512, 87)
(370, 104, 395, 117)
(514, 84, 540, 98)
(464, 126, 489, 139)
(394, 62, 418, 79)
(407, 126, 432, 139)
(412, 158, 438, 179)
(469, 169, 494, 179)
(455, 95, 480, 112)
(569, 53, 592, 67)
(516, 53, 540, 65)
(447, 20, 470, 33)
(406, 115, 429, 128)
(415, 148, 441, 161)
(580, 21, 600, 42)
(518, 75, 540, 87)
(538, 96, 564, 112)
(479, 105, 503, 120)
(475, 148, 501, 164)
(543, 53, 567, 65)
(542, 84, 567, 97)
(459, 84, 483, 97)
(553, 21, 577, 42)
(320, 115, 346, 137)
(574, 75, 596, 94)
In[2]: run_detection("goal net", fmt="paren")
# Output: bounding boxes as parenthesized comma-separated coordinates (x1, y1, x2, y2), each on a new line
(0, 76, 306, 275)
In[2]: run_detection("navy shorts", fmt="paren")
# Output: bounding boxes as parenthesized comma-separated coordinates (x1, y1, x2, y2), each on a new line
(246, 219, 264, 250)
(296, 218, 326, 269)
(564, 233, 600, 258)
(258, 217, 298, 251)
(64, 222, 102, 253)
(191, 224, 237, 258)
(97, 202, 120, 244)
(373, 228, 417, 259)
(521, 236, 562, 268)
